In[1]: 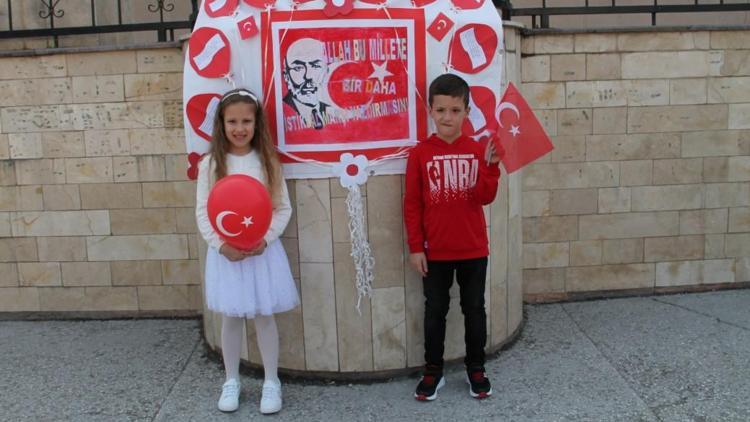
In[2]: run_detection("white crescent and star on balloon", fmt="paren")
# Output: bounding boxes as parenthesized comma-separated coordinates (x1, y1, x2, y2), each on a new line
(215, 211, 255, 238)
(496, 101, 522, 138)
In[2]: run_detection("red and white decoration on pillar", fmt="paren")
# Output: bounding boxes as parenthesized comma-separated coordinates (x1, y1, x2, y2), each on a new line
(183, 0, 505, 311)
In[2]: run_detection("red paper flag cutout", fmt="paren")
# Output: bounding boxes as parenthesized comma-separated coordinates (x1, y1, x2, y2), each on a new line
(427, 12, 454, 42)
(237, 15, 259, 39)
(495, 82, 554, 173)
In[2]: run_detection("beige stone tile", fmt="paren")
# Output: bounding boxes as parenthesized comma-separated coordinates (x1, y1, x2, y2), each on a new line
(586, 133, 680, 161)
(18, 262, 61, 287)
(536, 109, 558, 137)
(0, 56, 66, 80)
(625, 80, 670, 107)
(333, 243, 373, 372)
(37, 237, 87, 261)
(111, 261, 163, 286)
(670, 79, 707, 105)
(549, 188, 597, 215)
(0, 161, 15, 186)
(726, 233, 750, 257)
(11, 210, 109, 236)
(80, 183, 142, 209)
(570, 240, 602, 267)
(371, 287, 407, 370)
(165, 154, 190, 181)
(521, 35, 534, 55)
(656, 259, 735, 287)
(710, 31, 750, 49)
(631, 185, 703, 212)
(275, 297, 306, 370)
(523, 242, 569, 269)
(161, 260, 200, 285)
(300, 262, 338, 371)
(61, 262, 111, 286)
(521, 55, 550, 82)
(683, 131, 743, 158)
(175, 207, 198, 234)
(84, 130, 131, 156)
(574, 33, 617, 53)
(551, 54, 585, 81)
(652, 158, 703, 185)
(42, 185, 81, 210)
(729, 207, 750, 233)
(129, 128, 185, 155)
(705, 183, 750, 208)
(602, 238, 644, 264)
(72, 75, 124, 103)
(125, 73, 182, 101)
(41, 131, 85, 158)
(592, 107, 626, 135)
(679, 208, 729, 235)
(0, 287, 39, 311)
(15, 159, 66, 185)
(598, 187, 631, 213)
(618, 32, 708, 52)
(557, 108, 592, 135)
(535, 35, 574, 54)
(282, 180, 298, 238)
(0, 238, 38, 262)
(0, 105, 71, 133)
(0, 263, 19, 287)
(63, 102, 165, 131)
(8, 186, 44, 211)
(523, 215, 578, 242)
(628, 105, 728, 133)
(708, 77, 750, 104)
(586, 53, 620, 80)
(39, 286, 139, 312)
(622, 52, 711, 79)
(548, 136, 585, 163)
(134, 156, 167, 182)
(523, 162, 618, 190)
(142, 181, 195, 208)
(565, 81, 626, 109)
(110, 208, 177, 235)
(720, 50, 750, 77)
(0, 77, 70, 106)
(367, 176, 404, 289)
(523, 268, 565, 294)
(705, 234, 726, 259)
(66, 51, 137, 76)
(620, 160, 653, 187)
(162, 100, 185, 128)
(0, 212, 8, 237)
(279, 237, 300, 280)
(87, 235, 189, 261)
(520, 82, 566, 110)
(137, 285, 200, 311)
(9, 132, 43, 159)
(728, 156, 750, 182)
(331, 197, 353, 243)
(0, 134, 8, 159)
(645, 235, 705, 262)
(567, 264, 655, 292)
(296, 180, 333, 263)
(737, 257, 750, 282)
(404, 240, 425, 367)
(188, 234, 201, 260)
(523, 190, 550, 217)
(580, 212, 679, 239)
(137, 50, 184, 73)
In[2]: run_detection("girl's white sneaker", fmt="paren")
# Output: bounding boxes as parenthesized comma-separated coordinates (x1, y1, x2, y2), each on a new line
(217, 378, 241, 412)
(259, 379, 282, 414)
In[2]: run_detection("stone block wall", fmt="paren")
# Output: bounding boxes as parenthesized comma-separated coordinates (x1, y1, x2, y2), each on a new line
(0, 46, 201, 314)
(520, 30, 750, 301)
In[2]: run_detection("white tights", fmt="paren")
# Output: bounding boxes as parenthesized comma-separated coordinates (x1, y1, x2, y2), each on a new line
(221, 314, 280, 384)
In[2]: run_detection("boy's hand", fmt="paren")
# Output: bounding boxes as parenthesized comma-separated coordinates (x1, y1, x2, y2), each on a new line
(484, 136, 504, 164)
(409, 252, 428, 277)
(219, 243, 246, 261)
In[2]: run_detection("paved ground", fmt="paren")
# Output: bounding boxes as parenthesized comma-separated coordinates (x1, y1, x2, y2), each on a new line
(1, 290, 749, 422)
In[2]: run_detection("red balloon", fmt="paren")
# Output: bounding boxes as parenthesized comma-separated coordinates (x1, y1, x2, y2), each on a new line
(207, 174, 273, 251)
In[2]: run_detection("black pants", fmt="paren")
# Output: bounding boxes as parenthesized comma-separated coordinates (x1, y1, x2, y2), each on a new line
(423, 257, 488, 369)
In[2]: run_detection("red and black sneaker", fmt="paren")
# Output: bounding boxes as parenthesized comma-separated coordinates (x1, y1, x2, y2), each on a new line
(414, 366, 445, 401)
(466, 366, 492, 399)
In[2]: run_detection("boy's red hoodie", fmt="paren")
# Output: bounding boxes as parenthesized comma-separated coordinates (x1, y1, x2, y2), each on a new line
(404, 134, 501, 261)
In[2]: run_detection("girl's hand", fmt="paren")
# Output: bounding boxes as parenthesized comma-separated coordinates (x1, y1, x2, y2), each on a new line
(246, 239, 268, 257)
(219, 244, 246, 262)
(409, 252, 428, 277)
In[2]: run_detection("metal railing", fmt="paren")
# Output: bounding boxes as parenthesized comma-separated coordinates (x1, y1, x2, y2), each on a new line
(492, 0, 750, 29)
(0, 0, 199, 47)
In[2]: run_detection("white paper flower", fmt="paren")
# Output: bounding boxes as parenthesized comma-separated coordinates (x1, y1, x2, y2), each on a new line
(332, 153, 369, 188)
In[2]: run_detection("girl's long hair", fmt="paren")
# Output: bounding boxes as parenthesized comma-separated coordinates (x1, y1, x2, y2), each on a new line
(209, 88, 282, 201)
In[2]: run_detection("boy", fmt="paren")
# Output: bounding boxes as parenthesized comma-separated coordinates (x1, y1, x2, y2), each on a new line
(404, 74, 502, 401)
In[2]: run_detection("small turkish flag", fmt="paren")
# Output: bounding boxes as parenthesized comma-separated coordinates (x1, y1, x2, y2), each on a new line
(237, 15, 259, 39)
(495, 83, 554, 174)
(427, 12, 454, 42)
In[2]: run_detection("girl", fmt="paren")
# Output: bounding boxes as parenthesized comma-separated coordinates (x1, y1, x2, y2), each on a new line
(195, 88, 299, 415)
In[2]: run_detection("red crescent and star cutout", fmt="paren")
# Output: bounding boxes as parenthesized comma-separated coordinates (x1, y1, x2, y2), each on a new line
(427, 12, 455, 41)
(189, 27, 231, 78)
(204, 0, 239, 18)
(237, 15, 259, 39)
(448, 23, 497, 74)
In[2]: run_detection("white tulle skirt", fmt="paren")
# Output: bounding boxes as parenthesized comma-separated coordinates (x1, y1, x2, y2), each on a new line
(204, 239, 299, 318)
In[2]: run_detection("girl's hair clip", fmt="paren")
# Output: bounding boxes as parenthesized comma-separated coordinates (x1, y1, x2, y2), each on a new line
(221, 89, 258, 104)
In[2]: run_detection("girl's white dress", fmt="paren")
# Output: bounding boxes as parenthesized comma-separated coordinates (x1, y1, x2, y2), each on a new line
(195, 151, 299, 318)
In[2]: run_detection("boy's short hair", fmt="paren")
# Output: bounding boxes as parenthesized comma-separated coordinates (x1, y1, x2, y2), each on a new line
(428, 73, 470, 108)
